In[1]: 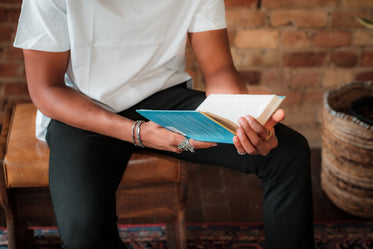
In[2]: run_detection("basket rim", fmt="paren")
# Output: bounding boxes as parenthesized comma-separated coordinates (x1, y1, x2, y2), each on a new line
(323, 81, 373, 130)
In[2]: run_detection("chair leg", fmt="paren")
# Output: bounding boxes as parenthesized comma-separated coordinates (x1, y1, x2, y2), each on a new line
(14, 222, 34, 249)
(2, 191, 34, 249)
(5, 208, 16, 249)
(166, 204, 187, 249)
(166, 166, 188, 249)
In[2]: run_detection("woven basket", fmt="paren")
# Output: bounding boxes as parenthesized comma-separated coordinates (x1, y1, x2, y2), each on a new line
(321, 81, 373, 218)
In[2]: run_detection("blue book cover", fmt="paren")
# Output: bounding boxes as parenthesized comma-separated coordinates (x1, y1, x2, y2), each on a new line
(136, 110, 235, 144)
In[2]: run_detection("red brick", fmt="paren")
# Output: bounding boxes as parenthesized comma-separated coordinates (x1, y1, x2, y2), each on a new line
(361, 51, 373, 66)
(224, 0, 257, 7)
(292, 10, 328, 28)
(4, 47, 23, 60)
(304, 89, 326, 104)
(270, 10, 292, 27)
(283, 108, 318, 126)
(332, 11, 373, 28)
(356, 71, 373, 81)
(7, 7, 21, 22)
(354, 30, 373, 46)
(0, 112, 4, 125)
(0, 94, 6, 109)
(0, 0, 21, 3)
(283, 52, 327, 67)
(341, 0, 373, 8)
(0, 7, 8, 22)
(291, 71, 321, 88)
(270, 10, 328, 28)
(234, 30, 279, 48)
(314, 31, 351, 48)
(0, 62, 23, 77)
(330, 51, 358, 67)
(226, 9, 266, 28)
(261, 69, 292, 89)
(280, 91, 304, 106)
(281, 31, 312, 48)
(263, 0, 337, 8)
(0, 25, 12, 42)
(322, 70, 353, 87)
(239, 70, 261, 85)
(3, 82, 28, 95)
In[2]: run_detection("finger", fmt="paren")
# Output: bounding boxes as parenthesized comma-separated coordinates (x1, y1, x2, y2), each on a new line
(236, 126, 258, 155)
(265, 109, 285, 129)
(189, 139, 217, 150)
(238, 117, 275, 155)
(243, 116, 272, 142)
(233, 136, 246, 155)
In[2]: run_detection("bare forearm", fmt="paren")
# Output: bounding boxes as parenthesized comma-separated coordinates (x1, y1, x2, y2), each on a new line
(189, 29, 248, 96)
(30, 85, 133, 142)
(23, 49, 134, 142)
(204, 65, 248, 96)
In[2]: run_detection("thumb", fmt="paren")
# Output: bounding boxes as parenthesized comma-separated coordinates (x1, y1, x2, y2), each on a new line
(265, 109, 285, 129)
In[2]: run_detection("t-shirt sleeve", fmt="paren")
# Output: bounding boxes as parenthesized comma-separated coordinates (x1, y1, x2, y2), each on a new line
(13, 0, 70, 52)
(188, 0, 227, 33)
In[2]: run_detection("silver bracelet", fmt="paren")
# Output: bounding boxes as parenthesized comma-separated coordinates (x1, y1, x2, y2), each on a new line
(135, 120, 145, 148)
(131, 121, 138, 146)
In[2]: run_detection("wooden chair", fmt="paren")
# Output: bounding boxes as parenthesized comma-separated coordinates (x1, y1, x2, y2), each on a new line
(0, 103, 188, 249)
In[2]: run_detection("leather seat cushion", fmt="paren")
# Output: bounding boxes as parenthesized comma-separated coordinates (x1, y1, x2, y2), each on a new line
(3, 103, 180, 188)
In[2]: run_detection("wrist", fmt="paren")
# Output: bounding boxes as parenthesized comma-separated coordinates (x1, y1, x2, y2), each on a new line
(131, 120, 145, 147)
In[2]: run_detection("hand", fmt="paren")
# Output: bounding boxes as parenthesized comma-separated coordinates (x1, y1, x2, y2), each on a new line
(139, 121, 217, 153)
(233, 109, 285, 156)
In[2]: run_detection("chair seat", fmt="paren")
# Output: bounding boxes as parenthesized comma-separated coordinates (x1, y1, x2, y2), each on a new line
(3, 103, 180, 188)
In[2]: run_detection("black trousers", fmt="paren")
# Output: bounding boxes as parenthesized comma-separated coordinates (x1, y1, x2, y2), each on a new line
(46, 84, 315, 249)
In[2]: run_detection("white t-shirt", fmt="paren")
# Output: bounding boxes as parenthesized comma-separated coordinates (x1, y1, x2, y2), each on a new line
(14, 0, 227, 141)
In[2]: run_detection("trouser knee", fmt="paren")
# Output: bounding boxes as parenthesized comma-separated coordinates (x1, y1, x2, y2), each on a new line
(261, 124, 311, 182)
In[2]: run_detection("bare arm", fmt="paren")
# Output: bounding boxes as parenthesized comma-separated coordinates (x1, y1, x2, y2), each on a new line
(188, 29, 247, 95)
(189, 29, 285, 156)
(23, 49, 134, 142)
(23, 49, 215, 152)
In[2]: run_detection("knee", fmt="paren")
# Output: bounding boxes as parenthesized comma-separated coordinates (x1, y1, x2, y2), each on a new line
(277, 124, 311, 164)
(262, 125, 311, 181)
(288, 130, 310, 163)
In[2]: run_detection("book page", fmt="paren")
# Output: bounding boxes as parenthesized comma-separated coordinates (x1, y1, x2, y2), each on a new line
(196, 94, 284, 125)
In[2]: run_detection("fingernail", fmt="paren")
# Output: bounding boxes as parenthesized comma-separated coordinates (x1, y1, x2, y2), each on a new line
(233, 136, 239, 143)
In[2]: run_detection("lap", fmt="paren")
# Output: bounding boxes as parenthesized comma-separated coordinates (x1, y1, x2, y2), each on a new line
(158, 123, 310, 179)
(46, 83, 310, 181)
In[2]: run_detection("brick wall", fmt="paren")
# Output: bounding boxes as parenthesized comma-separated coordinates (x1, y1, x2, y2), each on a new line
(1, 0, 373, 147)
(0, 0, 27, 124)
(188, 0, 373, 147)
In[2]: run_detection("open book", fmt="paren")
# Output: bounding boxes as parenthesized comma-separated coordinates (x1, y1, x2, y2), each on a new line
(137, 94, 285, 144)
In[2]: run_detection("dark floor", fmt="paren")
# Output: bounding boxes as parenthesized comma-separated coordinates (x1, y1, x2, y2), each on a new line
(0, 148, 369, 228)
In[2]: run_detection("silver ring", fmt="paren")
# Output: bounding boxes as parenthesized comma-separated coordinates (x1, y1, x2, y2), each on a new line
(178, 138, 195, 152)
